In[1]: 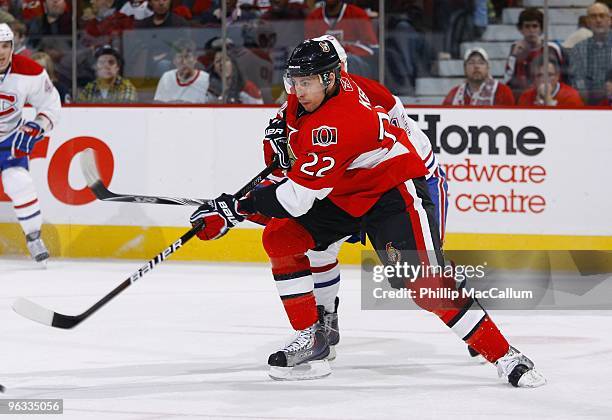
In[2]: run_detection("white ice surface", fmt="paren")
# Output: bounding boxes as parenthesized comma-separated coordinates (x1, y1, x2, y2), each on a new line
(1, 258, 611, 419)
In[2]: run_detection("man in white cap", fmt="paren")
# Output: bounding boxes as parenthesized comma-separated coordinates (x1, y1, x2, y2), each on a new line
(0, 23, 61, 265)
(443, 48, 515, 106)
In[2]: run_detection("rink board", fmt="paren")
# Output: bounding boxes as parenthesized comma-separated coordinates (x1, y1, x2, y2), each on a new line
(0, 106, 611, 261)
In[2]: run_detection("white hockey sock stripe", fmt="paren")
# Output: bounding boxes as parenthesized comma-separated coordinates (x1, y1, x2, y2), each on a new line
(447, 299, 487, 340)
(275, 273, 315, 298)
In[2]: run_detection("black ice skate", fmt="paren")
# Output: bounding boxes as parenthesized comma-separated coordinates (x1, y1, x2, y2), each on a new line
(268, 313, 331, 381)
(319, 296, 340, 361)
(495, 346, 546, 388)
(26, 231, 49, 265)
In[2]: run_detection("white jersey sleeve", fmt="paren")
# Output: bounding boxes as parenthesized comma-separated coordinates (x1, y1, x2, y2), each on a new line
(28, 68, 61, 132)
(388, 95, 437, 178)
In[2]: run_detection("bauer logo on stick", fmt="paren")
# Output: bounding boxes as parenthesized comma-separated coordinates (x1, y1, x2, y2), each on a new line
(311, 126, 337, 147)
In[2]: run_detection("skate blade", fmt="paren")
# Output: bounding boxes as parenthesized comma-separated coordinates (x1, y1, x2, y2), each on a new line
(269, 359, 331, 381)
(517, 369, 547, 388)
(35, 259, 48, 270)
(326, 346, 336, 361)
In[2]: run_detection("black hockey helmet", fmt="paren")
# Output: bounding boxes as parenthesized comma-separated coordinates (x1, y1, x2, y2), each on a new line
(286, 39, 340, 87)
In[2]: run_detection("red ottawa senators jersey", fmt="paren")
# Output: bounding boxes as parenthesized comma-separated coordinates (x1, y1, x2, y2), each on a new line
(275, 72, 427, 218)
(346, 73, 396, 111)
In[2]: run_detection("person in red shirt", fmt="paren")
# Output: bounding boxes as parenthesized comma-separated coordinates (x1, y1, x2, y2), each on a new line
(188, 39, 546, 388)
(20, 0, 45, 22)
(82, 0, 134, 46)
(305, 0, 378, 61)
(443, 48, 515, 106)
(518, 57, 584, 107)
(503, 7, 565, 101)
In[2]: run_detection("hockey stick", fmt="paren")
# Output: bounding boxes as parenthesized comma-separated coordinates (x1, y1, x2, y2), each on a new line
(12, 158, 279, 329)
(80, 148, 208, 206)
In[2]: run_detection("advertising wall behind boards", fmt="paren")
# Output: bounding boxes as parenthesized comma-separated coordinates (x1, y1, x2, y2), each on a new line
(1, 107, 610, 261)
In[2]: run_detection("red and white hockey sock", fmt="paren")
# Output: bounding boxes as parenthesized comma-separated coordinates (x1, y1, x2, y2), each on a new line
(409, 274, 509, 364)
(263, 219, 318, 330)
(2, 167, 42, 235)
(436, 299, 509, 363)
(271, 253, 317, 330)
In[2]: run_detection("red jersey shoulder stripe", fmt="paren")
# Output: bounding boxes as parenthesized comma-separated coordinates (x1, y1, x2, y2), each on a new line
(10, 54, 44, 76)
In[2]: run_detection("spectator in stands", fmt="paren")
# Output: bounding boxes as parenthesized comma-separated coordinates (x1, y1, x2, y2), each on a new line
(120, 0, 154, 20)
(130, 0, 191, 77)
(261, 0, 307, 20)
(239, 19, 275, 102)
(443, 47, 515, 106)
(9, 20, 32, 57)
(154, 39, 210, 103)
(518, 57, 583, 106)
(503, 7, 565, 100)
(20, 0, 45, 23)
(305, 0, 378, 77)
(135, 0, 190, 27)
(200, 0, 259, 25)
(31, 51, 71, 102)
(78, 45, 138, 103)
(563, 15, 592, 49)
(27, 0, 71, 42)
(206, 51, 263, 104)
(179, 0, 212, 21)
(82, 0, 134, 46)
(0, 1, 15, 24)
(600, 69, 612, 106)
(37, 37, 84, 93)
(570, 2, 611, 105)
(385, 0, 432, 96)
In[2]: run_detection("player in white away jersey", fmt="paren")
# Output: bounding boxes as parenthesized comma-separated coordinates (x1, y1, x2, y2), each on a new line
(0, 23, 61, 264)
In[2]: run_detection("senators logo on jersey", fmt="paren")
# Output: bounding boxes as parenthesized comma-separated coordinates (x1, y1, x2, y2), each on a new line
(311, 126, 337, 147)
(0, 92, 17, 117)
(340, 77, 353, 92)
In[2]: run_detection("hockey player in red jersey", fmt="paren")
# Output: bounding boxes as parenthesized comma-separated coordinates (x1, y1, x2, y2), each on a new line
(257, 35, 448, 363)
(190, 39, 546, 387)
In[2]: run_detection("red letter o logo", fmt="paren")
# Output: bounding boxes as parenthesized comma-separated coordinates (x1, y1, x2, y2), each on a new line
(48, 136, 114, 205)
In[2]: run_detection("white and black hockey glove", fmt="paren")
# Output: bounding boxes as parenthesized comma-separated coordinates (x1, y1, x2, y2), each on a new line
(190, 194, 248, 240)
(264, 118, 291, 170)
